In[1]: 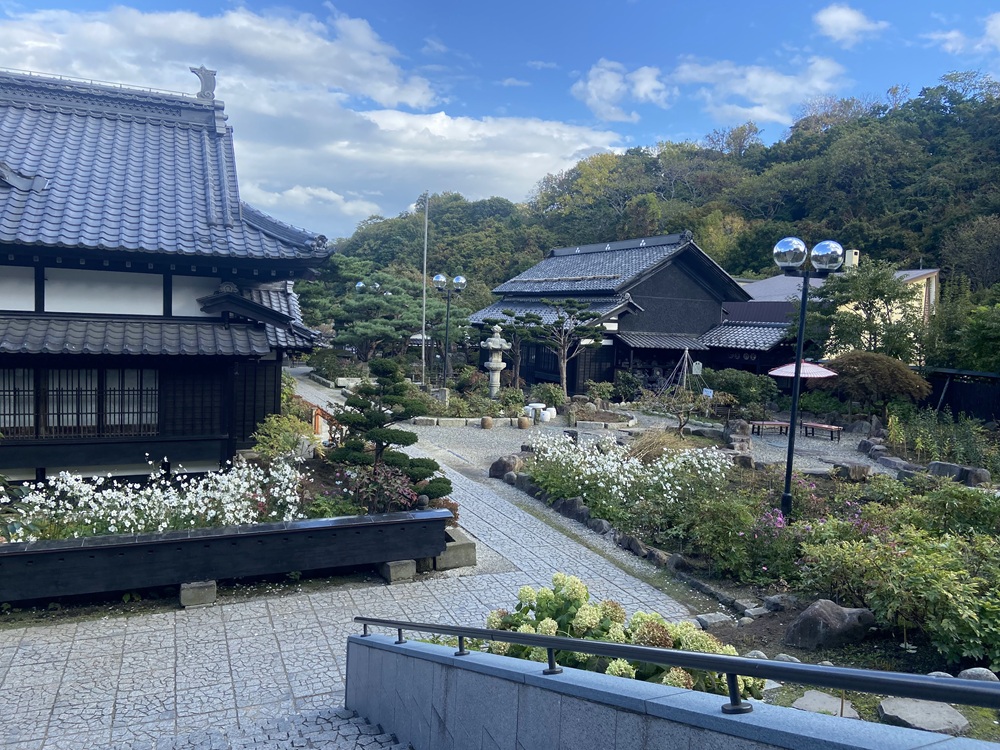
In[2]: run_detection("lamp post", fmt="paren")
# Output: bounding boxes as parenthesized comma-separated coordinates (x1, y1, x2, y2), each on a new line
(433, 274, 466, 382)
(772, 237, 845, 518)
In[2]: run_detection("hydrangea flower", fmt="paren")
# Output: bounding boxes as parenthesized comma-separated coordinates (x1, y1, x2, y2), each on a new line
(605, 659, 636, 679)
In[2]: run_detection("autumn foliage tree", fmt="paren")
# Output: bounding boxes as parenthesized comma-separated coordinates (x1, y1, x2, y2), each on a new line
(811, 351, 931, 420)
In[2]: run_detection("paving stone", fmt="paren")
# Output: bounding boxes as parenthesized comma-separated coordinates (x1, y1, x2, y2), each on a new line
(878, 697, 970, 735)
(792, 689, 860, 719)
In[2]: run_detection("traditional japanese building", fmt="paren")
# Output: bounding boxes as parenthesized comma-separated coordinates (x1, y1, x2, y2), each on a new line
(0, 68, 328, 480)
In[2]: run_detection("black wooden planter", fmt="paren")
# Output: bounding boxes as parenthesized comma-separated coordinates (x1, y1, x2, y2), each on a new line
(0, 509, 452, 603)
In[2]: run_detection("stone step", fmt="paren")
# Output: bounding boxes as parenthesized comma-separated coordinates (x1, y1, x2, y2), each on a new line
(100, 707, 407, 750)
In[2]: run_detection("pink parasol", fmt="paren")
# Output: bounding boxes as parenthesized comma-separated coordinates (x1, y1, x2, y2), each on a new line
(768, 362, 837, 379)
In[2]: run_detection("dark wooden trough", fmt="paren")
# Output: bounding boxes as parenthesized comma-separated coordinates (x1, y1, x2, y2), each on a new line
(0, 508, 452, 603)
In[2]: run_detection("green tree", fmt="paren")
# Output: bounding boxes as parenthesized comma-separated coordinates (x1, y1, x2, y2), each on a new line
(941, 215, 1000, 291)
(532, 300, 605, 397)
(923, 276, 974, 368)
(811, 351, 931, 420)
(808, 259, 926, 362)
(959, 305, 1000, 373)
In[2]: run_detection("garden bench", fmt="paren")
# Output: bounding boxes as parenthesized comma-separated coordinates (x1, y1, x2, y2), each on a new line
(750, 420, 789, 436)
(801, 422, 843, 441)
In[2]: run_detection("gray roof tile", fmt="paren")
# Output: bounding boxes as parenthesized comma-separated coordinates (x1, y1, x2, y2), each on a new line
(615, 332, 707, 350)
(493, 233, 692, 295)
(0, 70, 327, 261)
(0, 316, 271, 356)
(244, 282, 316, 349)
(469, 296, 632, 326)
(698, 321, 789, 351)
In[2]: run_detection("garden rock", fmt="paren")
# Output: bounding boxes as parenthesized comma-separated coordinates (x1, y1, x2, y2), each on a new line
(583, 401, 598, 413)
(844, 420, 871, 435)
(695, 612, 735, 632)
(645, 548, 670, 567)
(744, 607, 770, 619)
(517, 416, 532, 429)
(503, 471, 517, 485)
(725, 419, 751, 438)
(784, 599, 875, 650)
(572, 506, 591, 524)
(793, 690, 860, 719)
(878, 698, 969, 735)
(965, 467, 991, 486)
(735, 598, 759, 614)
(626, 536, 649, 558)
(667, 553, 690, 572)
(927, 672, 954, 679)
(818, 661, 834, 667)
(868, 445, 889, 460)
(743, 650, 768, 660)
(514, 472, 535, 492)
(480, 416, 494, 430)
(957, 668, 999, 681)
(587, 518, 612, 535)
(763, 593, 798, 611)
(738, 617, 754, 627)
(878, 456, 923, 472)
(691, 427, 725, 441)
(774, 653, 801, 663)
(489, 455, 524, 479)
(834, 462, 871, 482)
(732, 453, 755, 470)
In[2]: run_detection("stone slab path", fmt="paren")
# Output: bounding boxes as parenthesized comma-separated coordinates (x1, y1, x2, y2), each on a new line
(0, 377, 689, 749)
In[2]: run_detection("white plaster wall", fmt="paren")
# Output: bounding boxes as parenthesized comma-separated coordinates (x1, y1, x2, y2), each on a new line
(0, 266, 35, 311)
(172, 276, 220, 317)
(46, 269, 163, 315)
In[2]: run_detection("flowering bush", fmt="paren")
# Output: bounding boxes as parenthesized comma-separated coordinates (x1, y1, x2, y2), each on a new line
(485, 573, 763, 699)
(1, 458, 304, 542)
(526, 433, 730, 535)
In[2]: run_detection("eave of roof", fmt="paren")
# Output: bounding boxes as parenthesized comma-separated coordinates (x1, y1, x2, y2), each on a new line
(469, 295, 638, 326)
(615, 331, 708, 351)
(698, 321, 790, 351)
(0, 316, 272, 356)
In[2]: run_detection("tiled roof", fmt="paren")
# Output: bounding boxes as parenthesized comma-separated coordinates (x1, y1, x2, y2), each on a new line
(0, 70, 327, 261)
(469, 296, 632, 326)
(698, 321, 789, 351)
(615, 332, 707, 350)
(0, 316, 272, 355)
(493, 233, 692, 295)
(244, 282, 316, 349)
(743, 269, 937, 301)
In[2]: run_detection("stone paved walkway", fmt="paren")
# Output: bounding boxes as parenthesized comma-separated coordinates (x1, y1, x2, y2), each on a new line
(0, 377, 690, 749)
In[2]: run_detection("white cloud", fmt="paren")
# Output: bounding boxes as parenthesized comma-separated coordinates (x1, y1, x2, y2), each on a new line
(571, 58, 672, 122)
(673, 56, 845, 125)
(814, 4, 889, 48)
(527, 60, 558, 70)
(0, 6, 623, 238)
(924, 12, 1000, 55)
(499, 77, 530, 87)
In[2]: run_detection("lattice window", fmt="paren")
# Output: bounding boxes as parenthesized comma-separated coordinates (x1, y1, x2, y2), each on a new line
(104, 369, 158, 436)
(46, 369, 98, 437)
(0, 368, 34, 438)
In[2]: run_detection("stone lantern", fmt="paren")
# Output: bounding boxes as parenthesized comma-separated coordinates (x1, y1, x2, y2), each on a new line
(483, 324, 511, 399)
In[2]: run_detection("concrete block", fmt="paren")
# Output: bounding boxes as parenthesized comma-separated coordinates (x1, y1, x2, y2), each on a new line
(435, 528, 477, 570)
(560, 696, 616, 749)
(378, 559, 416, 583)
(437, 417, 466, 427)
(516, 684, 562, 750)
(179, 580, 216, 607)
(575, 420, 606, 430)
(411, 416, 437, 426)
(415, 556, 434, 573)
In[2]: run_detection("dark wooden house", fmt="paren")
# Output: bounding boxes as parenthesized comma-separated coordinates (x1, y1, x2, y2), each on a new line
(470, 232, 788, 394)
(0, 69, 328, 480)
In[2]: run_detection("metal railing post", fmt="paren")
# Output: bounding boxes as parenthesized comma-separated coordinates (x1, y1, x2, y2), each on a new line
(721, 672, 753, 714)
(543, 648, 562, 675)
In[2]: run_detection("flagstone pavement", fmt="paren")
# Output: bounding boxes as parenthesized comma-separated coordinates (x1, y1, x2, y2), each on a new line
(0, 437, 690, 749)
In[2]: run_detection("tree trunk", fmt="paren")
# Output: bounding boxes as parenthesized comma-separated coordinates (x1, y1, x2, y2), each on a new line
(559, 354, 569, 397)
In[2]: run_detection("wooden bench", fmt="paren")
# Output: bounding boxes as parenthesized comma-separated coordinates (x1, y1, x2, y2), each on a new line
(801, 422, 843, 441)
(750, 420, 790, 436)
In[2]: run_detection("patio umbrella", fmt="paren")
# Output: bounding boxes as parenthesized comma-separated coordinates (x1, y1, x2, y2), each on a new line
(768, 361, 837, 378)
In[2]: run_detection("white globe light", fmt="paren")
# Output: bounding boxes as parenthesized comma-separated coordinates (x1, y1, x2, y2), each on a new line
(773, 237, 807, 269)
(810, 240, 845, 272)
(432, 273, 447, 290)
(453, 275, 467, 290)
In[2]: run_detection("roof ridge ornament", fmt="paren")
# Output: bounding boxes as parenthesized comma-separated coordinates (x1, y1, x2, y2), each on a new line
(189, 66, 217, 100)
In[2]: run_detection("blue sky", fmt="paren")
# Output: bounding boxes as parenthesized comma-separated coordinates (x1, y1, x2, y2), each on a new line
(0, 2, 998, 239)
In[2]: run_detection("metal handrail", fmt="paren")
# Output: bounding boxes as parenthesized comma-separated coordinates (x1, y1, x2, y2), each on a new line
(355, 616, 1000, 715)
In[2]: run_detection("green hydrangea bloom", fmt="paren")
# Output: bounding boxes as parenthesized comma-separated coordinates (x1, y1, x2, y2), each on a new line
(599, 600, 627, 624)
(485, 608, 509, 630)
(605, 659, 636, 679)
(606, 623, 628, 643)
(536, 618, 558, 636)
(571, 603, 601, 635)
(517, 585, 537, 606)
(662, 667, 694, 690)
(488, 641, 510, 655)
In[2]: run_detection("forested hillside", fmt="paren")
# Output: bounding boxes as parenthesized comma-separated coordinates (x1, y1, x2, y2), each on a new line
(300, 72, 1000, 330)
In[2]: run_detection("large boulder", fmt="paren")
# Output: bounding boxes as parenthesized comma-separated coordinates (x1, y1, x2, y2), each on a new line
(834, 462, 872, 482)
(489, 455, 524, 478)
(844, 420, 872, 436)
(784, 599, 875, 650)
(878, 698, 969, 735)
(725, 419, 751, 439)
(691, 427, 726, 441)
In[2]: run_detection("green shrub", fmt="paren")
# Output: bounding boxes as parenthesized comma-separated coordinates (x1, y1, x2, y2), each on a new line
(701, 368, 779, 407)
(252, 413, 317, 462)
(530, 382, 567, 407)
(584, 379, 614, 401)
(611, 371, 643, 403)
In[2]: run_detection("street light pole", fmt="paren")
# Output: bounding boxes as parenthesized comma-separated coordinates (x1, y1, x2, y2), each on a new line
(433, 274, 467, 383)
(772, 237, 845, 518)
